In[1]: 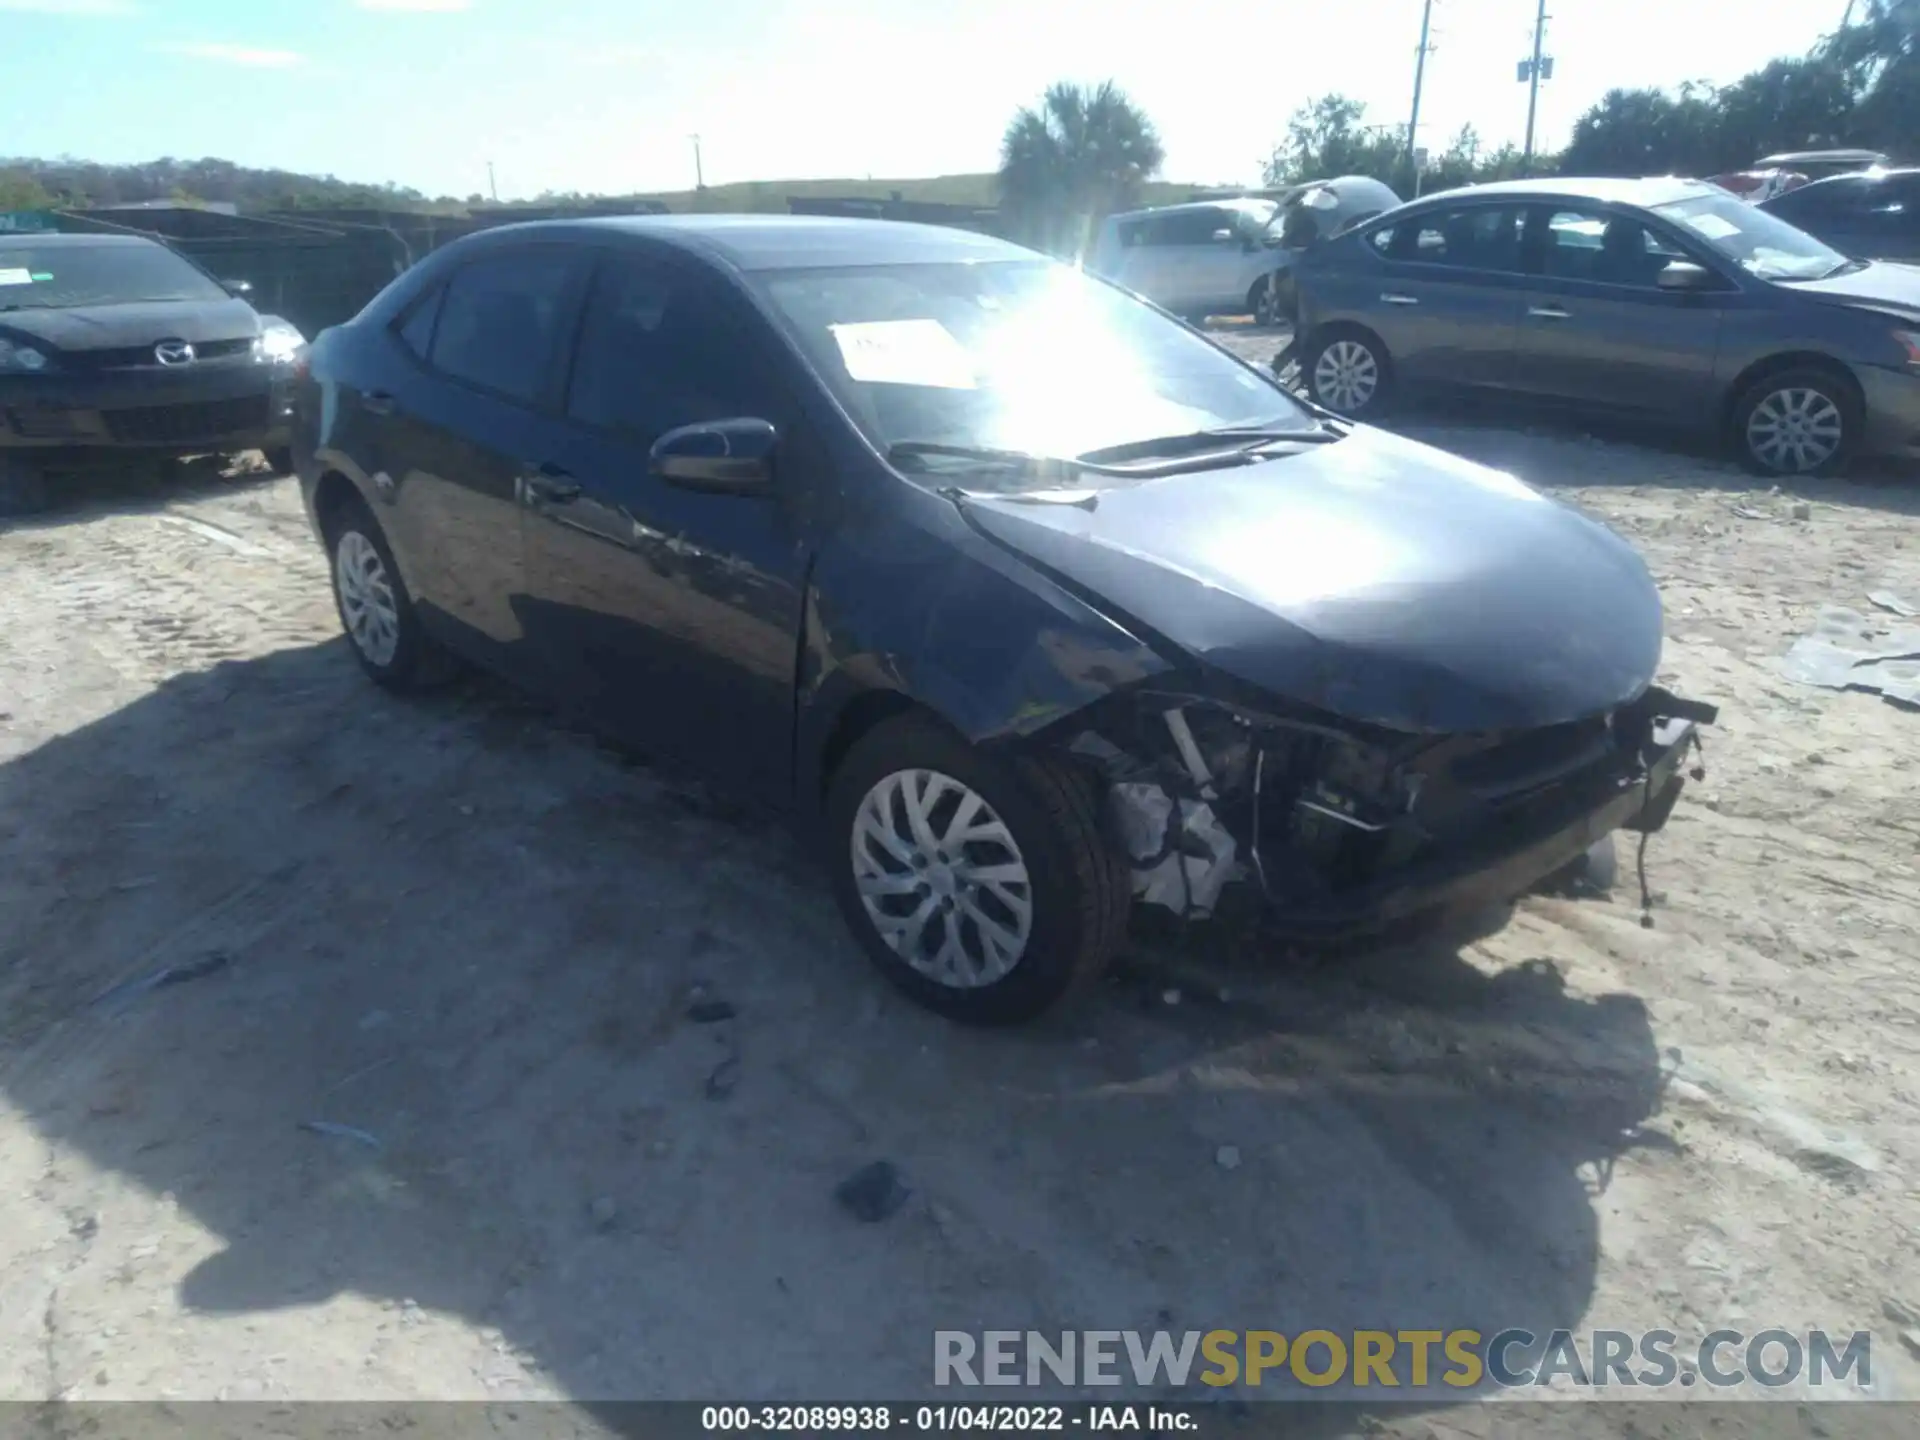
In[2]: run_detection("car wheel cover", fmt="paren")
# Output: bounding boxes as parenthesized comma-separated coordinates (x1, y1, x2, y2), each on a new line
(1314, 340, 1378, 411)
(335, 529, 400, 667)
(1747, 386, 1843, 473)
(850, 767, 1034, 989)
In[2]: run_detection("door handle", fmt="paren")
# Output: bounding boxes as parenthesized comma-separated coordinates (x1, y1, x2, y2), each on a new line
(1380, 292, 1419, 305)
(361, 390, 396, 415)
(522, 463, 581, 504)
(1527, 306, 1572, 320)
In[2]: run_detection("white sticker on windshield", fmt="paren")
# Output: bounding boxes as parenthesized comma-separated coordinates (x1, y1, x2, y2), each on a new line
(829, 319, 977, 389)
(1682, 214, 1741, 241)
(0, 268, 33, 286)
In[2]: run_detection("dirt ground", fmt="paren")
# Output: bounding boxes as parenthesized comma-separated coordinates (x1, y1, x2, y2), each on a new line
(3, 338, 1919, 1433)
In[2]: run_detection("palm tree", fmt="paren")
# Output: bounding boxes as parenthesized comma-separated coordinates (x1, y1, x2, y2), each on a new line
(1824, 0, 1920, 149)
(997, 81, 1165, 261)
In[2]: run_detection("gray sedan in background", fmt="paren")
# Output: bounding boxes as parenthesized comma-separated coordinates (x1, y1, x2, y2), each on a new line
(1279, 176, 1920, 476)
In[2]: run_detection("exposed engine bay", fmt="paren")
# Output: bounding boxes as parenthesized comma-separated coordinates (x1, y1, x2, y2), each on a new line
(1064, 684, 1718, 931)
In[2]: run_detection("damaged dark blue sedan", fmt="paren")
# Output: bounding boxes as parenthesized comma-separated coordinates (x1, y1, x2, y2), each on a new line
(292, 215, 1716, 1023)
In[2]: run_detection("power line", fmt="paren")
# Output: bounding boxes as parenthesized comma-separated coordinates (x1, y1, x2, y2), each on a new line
(1406, 0, 1437, 196)
(1520, 0, 1552, 175)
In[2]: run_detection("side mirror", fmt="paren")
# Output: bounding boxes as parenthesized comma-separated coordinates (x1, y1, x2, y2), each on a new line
(1657, 260, 1716, 291)
(222, 279, 254, 297)
(650, 417, 778, 494)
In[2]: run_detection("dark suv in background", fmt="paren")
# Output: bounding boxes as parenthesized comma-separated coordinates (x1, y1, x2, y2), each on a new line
(0, 232, 306, 515)
(1759, 168, 1920, 265)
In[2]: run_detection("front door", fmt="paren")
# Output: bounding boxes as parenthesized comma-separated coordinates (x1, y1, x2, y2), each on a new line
(374, 245, 586, 679)
(520, 250, 813, 801)
(1369, 202, 1528, 390)
(1506, 205, 1728, 420)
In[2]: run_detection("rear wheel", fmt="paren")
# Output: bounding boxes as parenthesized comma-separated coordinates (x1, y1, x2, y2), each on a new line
(824, 714, 1131, 1024)
(323, 497, 452, 690)
(1304, 328, 1391, 417)
(1731, 368, 1858, 477)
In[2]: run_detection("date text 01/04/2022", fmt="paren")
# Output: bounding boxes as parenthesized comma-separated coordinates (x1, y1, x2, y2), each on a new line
(699, 1404, 1200, 1432)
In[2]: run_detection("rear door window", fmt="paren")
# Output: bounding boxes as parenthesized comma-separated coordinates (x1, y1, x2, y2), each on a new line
(394, 285, 443, 360)
(427, 250, 578, 406)
(1391, 206, 1524, 271)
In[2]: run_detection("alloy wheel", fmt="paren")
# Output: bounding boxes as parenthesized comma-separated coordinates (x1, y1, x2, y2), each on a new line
(850, 768, 1034, 989)
(335, 529, 400, 668)
(1313, 339, 1379, 412)
(1745, 387, 1843, 474)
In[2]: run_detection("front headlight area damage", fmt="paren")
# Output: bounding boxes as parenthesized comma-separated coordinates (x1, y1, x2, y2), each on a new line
(1054, 680, 1718, 933)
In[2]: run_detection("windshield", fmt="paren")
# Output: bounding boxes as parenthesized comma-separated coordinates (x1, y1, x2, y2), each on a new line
(757, 259, 1310, 481)
(0, 240, 229, 310)
(1651, 192, 1848, 282)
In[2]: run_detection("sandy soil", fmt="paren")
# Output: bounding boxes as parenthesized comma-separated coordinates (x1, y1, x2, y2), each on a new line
(2, 355, 1918, 1434)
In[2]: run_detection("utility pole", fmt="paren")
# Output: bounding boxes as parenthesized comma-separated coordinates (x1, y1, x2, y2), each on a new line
(486, 162, 498, 203)
(1520, 0, 1550, 176)
(690, 134, 705, 190)
(1406, 0, 1436, 197)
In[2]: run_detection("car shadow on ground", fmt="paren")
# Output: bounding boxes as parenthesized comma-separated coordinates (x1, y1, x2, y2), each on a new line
(0, 641, 1669, 1428)
(1375, 398, 1920, 516)
(4, 451, 282, 525)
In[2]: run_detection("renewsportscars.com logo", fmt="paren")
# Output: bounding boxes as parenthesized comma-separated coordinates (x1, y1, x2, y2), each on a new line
(933, 1329, 1875, 1393)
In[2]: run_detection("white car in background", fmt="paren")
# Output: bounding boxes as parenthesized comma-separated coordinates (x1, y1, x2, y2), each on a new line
(1088, 179, 1402, 324)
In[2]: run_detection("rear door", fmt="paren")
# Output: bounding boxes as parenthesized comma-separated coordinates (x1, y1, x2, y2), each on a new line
(1765, 176, 1884, 258)
(519, 249, 814, 799)
(1366, 202, 1528, 390)
(1506, 204, 1728, 419)
(370, 244, 587, 678)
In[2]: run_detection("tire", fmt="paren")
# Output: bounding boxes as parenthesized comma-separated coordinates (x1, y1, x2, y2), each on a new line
(1303, 327, 1392, 417)
(263, 446, 294, 477)
(0, 456, 49, 518)
(1538, 833, 1618, 898)
(823, 713, 1132, 1024)
(1248, 278, 1276, 326)
(322, 496, 452, 691)
(1730, 367, 1859, 478)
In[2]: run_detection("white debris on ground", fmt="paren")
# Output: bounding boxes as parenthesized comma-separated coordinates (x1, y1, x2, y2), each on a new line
(1, 356, 1918, 1431)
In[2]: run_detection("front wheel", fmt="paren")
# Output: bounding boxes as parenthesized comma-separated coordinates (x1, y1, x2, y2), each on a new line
(324, 500, 451, 690)
(824, 715, 1131, 1024)
(1731, 369, 1858, 477)
(1304, 329, 1391, 417)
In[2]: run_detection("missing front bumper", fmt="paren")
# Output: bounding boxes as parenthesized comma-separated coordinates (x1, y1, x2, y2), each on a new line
(1261, 716, 1701, 937)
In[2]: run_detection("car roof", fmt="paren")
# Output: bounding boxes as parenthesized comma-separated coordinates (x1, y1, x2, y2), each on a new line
(0, 232, 164, 247)
(457, 213, 1034, 272)
(1105, 197, 1274, 224)
(1399, 175, 1722, 210)
(1758, 149, 1888, 166)
(1783, 166, 1920, 190)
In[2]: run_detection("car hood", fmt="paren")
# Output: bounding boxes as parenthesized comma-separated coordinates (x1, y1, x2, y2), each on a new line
(956, 426, 1664, 734)
(1784, 260, 1920, 322)
(0, 297, 262, 352)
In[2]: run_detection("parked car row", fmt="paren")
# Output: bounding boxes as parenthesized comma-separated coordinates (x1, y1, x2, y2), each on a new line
(1273, 176, 1920, 476)
(291, 211, 1716, 1023)
(0, 232, 305, 513)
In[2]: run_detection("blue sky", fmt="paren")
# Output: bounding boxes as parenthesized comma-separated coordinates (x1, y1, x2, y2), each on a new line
(2, 0, 1849, 199)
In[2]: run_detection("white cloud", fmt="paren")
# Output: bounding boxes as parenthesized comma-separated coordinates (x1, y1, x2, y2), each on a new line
(157, 42, 304, 68)
(0, 0, 137, 14)
(355, 0, 472, 11)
